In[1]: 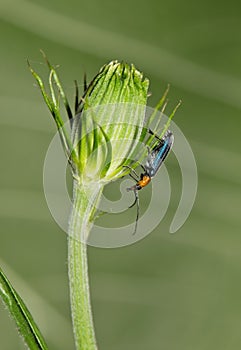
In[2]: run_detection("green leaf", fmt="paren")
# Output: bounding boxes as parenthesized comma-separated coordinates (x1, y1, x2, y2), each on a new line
(0, 267, 48, 350)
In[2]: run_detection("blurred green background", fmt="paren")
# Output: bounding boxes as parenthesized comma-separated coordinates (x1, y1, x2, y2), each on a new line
(1, 0, 241, 349)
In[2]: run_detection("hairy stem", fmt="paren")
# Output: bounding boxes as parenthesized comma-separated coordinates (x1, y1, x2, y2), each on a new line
(68, 181, 103, 350)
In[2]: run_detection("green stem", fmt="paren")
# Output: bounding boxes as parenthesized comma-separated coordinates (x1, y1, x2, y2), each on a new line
(68, 181, 103, 350)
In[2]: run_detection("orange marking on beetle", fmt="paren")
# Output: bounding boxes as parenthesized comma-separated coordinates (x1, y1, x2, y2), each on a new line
(137, 175, 151, 188)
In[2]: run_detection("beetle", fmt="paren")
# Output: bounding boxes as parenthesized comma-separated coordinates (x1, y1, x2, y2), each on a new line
(126, 129, 174, 234)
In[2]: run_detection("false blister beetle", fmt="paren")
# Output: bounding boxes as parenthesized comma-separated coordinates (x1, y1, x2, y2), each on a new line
(126, 129, 174, 234)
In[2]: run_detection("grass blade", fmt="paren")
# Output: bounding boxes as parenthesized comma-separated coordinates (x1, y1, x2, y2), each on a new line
(0, 267, 48, 350)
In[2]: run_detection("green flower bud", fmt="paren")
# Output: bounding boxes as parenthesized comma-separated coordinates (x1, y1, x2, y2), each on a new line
(29, 54, 179, 188)
(71, 60, 149, 184)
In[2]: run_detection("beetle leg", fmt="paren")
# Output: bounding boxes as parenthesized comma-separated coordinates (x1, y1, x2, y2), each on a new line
(123, 165, 139, 181)
(148, 128, 162, 141)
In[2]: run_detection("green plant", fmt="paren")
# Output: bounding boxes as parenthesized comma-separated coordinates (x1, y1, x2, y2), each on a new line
(0, 53, 178, 350)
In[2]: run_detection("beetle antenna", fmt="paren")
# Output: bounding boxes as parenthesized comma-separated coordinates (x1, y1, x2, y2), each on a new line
(132, 190, 140, 235)
(127, 190, 139, 235)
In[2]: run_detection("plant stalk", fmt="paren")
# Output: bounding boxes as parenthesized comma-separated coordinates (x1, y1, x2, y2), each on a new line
(68, 181, 102, 350)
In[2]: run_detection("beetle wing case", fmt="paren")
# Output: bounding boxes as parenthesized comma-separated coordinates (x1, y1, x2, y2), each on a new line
(145, 130, 174, 177)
